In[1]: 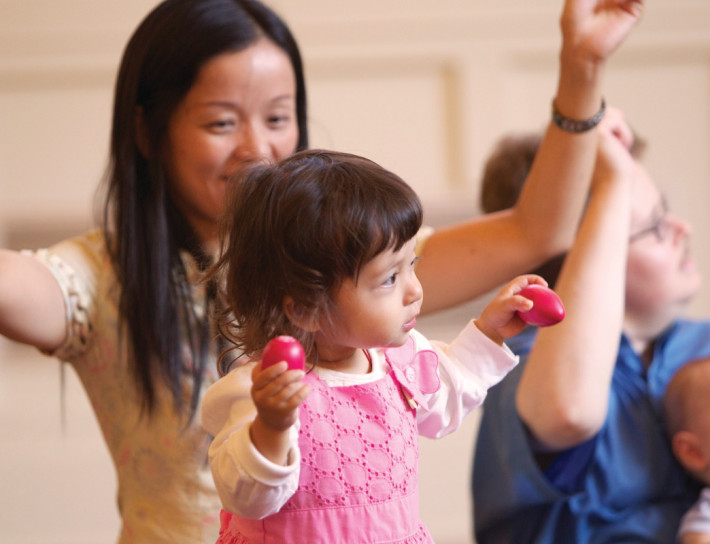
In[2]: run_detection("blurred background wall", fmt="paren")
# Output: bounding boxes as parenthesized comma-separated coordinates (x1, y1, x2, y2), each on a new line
(1, 1, 709, 542)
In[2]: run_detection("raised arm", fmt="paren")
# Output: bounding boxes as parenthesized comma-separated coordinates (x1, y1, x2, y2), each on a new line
(0, 249, 66, 351)
(417, 0, 643, 313)
(515, 118, 636, 450)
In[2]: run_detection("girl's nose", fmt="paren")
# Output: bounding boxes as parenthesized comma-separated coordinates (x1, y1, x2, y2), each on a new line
(406, 273, 423, 305)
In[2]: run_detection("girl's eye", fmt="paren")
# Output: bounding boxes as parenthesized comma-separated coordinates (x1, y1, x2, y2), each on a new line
(383, 272, 397, 287)
(411, 256, 421, 269)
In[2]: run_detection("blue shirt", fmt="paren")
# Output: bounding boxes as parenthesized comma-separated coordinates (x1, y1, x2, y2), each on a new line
(473, 320, 710, 544)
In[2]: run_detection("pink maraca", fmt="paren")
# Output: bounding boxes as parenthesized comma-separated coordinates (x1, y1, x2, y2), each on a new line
(261, 335, 306, 370)
(517, 285, 565, 327)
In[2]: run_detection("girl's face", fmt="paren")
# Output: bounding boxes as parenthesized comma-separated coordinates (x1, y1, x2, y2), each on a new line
(624, 163, 701, 333)
(166, 37, 299, 248)
(318, 237, 424, 361)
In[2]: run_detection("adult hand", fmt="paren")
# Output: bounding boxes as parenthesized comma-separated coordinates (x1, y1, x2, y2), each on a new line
(593, 108, 638, 196)
(598, 105, 635, 151)
(561, 0, 644, 64)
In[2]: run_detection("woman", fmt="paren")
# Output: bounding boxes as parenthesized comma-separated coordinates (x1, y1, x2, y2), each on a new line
(0, 0, 642, 542)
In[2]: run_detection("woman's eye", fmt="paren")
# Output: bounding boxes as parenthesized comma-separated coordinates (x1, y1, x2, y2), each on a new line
(267, 113, 293, 128)
(207, 118, 236, 132)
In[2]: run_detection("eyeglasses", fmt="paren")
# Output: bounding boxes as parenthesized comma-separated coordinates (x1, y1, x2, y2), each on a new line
(629, 197, 671, 243)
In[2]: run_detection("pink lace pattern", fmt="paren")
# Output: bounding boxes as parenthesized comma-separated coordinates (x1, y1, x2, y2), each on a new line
(287, 375, 419, 510)
(219, 343, 438, 543)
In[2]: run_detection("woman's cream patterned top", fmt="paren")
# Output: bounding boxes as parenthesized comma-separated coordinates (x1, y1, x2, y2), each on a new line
(28, 229, 222, 544)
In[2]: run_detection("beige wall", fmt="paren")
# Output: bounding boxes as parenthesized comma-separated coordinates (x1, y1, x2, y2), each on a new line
(1, 1, 709, 543)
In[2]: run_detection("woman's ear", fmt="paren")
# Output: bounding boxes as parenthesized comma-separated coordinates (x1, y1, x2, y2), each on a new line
(135, 107, 150, 158)
(283, 296, 319, 333)
(672, 431, 708, 474)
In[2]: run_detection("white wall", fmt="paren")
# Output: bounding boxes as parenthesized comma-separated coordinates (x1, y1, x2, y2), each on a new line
(1, 1, 710, 543)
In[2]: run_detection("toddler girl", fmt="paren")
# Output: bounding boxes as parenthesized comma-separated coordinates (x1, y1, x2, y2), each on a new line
(201, 149, 546, 543)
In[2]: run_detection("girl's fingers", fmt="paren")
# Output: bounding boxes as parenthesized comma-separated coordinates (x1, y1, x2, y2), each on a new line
(279, 384, 310, 411)
(252, 369, 307, 404)
(269, 380, 309, 407)
(513, 295, 535, 313)
(254, 382, 311, 430)
(252, 361, 297, 389)
(500, 274, 547, 297)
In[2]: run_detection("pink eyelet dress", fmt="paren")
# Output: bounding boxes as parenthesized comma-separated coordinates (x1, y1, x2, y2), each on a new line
(217, 342, 434, 544)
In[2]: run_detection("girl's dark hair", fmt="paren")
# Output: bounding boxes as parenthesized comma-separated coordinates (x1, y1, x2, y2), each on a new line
(213, 149, 422, 373)
(100, 0, 308, 418)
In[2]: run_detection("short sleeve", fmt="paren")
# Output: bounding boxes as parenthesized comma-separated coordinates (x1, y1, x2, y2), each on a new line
(22, 231, 103, 361)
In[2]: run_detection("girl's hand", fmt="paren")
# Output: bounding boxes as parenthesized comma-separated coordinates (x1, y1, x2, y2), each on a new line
(248, 361, 310, 465)
(561, 0, 644, 65)
(251, 361, 309, 432)
(474, 275, 548, 345)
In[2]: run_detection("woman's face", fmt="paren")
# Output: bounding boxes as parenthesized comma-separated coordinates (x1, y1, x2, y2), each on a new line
(624, 163, 701, 330)
(166, 37, 299, 246)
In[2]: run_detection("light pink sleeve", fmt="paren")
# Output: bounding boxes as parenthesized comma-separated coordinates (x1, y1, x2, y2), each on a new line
(412, 323, 518, 439)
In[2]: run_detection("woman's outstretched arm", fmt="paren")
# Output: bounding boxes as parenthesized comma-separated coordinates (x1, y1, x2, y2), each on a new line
(0, 249, 66, 351)
(417, 0, 644, 314)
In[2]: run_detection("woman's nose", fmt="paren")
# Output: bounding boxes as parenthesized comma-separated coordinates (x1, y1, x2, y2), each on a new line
(234, 123, 271, 162)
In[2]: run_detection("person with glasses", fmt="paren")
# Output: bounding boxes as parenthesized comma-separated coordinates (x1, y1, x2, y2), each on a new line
(471, 108, 709, 543)
(629, 194, 671, 243)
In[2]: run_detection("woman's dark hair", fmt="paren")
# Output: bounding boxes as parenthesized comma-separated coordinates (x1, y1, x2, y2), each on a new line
(212, 149, 423, 373)
(100, 0, 308, 418)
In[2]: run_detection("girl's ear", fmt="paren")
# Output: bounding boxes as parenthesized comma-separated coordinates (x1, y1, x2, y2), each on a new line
(672, 431, 708, 474)
(135, 107, 151, 158)
(283, 296, 320, 333)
